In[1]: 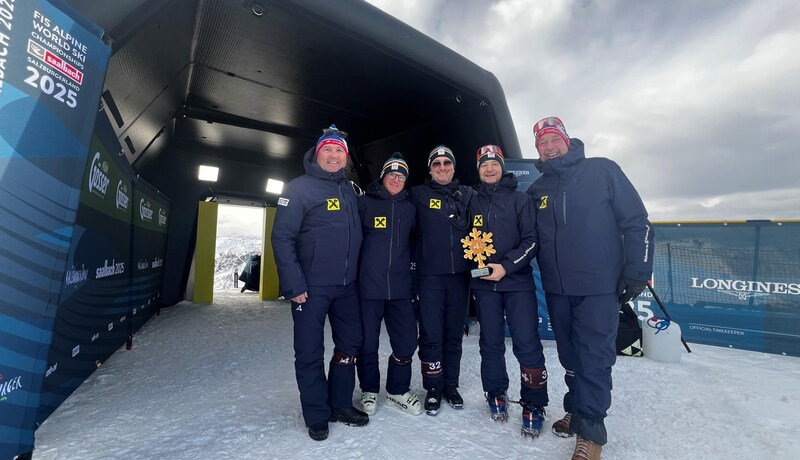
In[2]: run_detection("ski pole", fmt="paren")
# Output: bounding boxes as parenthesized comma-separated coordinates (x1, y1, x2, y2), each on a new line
(646, 283, 692, 353)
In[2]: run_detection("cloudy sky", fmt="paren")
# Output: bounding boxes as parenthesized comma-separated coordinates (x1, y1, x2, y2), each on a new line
(363, 0, 800, 222)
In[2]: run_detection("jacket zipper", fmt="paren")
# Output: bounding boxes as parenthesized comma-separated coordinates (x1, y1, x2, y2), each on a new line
(387, 199, 395, 299)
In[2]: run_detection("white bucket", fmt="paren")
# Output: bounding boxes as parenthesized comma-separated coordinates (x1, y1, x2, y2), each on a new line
(643, 317, 682, 363)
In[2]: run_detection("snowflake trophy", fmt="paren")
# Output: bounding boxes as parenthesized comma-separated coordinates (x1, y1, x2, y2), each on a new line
(461, 228, 496, 277)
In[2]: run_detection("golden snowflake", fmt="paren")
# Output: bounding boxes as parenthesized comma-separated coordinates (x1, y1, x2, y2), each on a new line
(461, 228, 496, 268)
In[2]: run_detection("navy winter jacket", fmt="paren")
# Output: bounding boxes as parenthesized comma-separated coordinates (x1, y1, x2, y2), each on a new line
(468, 172, 538, 292)
(410, 179, 474, 276)
(271, 147, 362, 299)
(357, 181, 416, 300)
(527, 138, 654, 296)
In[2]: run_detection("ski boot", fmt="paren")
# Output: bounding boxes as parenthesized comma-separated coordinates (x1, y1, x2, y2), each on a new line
(443, 382, 464, 409)
(521, 402, 545, 438)
(486, 392, 509, 422)
(387, 391, 424, 416)
(360, 391, 378, 416)
(424, 387, 442, 416)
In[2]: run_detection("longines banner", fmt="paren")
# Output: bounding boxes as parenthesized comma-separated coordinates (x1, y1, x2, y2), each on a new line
(0, 0, 110, 457)
(636, 221, 800, 357)
(130, 178, 169, 334)
(37, 110, 133, 423)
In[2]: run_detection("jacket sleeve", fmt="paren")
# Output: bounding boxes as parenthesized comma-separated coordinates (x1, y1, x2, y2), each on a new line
(500, 193, 538, 275)
(270, 183, 308, 298)
(608, 161, 655, 282)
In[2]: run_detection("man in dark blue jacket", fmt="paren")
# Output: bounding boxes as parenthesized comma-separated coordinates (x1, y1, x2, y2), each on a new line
(468, 144, 548, 437)
(410, 145, 474, 415)
(271, 125, 368, 441)
(527, 117, 653, 459)
(355, 153, 422, 417)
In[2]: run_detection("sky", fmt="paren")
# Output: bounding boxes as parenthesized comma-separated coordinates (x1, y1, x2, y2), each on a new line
(362, 0, 800, 222)
(33, 290, 800, 459)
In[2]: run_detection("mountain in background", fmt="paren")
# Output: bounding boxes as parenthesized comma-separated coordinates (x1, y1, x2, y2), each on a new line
(214, 235, 262, 290)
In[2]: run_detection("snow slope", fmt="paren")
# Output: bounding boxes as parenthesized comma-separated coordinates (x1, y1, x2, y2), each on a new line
(33, 289, 800, 459)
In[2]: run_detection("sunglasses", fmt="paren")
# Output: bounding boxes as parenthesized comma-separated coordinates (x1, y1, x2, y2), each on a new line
(385, 172, 407, 182)
(431, 159, 453, 167)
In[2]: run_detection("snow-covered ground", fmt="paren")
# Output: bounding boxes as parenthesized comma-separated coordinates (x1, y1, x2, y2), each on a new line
(33, 289, 800, 459)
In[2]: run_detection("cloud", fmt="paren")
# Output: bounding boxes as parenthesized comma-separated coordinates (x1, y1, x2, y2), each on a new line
(365, 0, 800, 220)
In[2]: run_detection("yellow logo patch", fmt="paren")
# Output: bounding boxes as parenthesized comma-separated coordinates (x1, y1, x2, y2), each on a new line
(538, 196, 548, 209)
(327, 198, 340, 211)
(429, 199, 441, 209)
(473, 214, 483, 226)
(374, 216, 387, 228)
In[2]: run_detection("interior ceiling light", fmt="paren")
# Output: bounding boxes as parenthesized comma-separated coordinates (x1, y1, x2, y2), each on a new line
(198, 165, 219, 182)
(266, 178, 284, 194)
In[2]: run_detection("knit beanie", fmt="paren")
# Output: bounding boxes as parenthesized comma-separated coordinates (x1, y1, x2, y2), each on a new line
(380, 152, 409, 179)
(533, 116, 570, 147)
(476, 144, 505, 170)
(427, 145, 456, 168)
(316, 124, 349, 156)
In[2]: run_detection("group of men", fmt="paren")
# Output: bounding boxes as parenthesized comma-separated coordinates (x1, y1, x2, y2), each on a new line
(271, 117, 654, 460)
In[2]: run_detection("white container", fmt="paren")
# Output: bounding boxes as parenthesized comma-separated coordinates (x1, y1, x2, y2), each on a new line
(643, 318, 682, 363)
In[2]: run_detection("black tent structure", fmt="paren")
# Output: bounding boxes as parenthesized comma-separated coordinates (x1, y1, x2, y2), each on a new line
(1, 0, 524, 457)
(77, 0, 522, 306)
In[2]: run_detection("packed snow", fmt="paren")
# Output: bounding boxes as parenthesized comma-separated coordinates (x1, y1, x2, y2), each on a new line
(33, 289, 800, 459)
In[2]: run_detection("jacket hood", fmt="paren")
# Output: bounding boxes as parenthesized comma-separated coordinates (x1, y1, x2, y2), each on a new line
(478, 171, 518, 193)
(303, 146, 349, 181)
(424, 177, 461, 191)
(535, 138, 586, 176)
(366, 179, 409, 201)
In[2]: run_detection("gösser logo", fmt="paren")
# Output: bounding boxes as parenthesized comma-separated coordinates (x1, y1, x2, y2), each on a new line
(140, 199, 153, 221)
(88, 152, 110, 196)
(116, 181, 130, 210)
(690, 277, 800, 300)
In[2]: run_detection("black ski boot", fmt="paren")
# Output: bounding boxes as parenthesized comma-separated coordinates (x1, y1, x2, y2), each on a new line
(444, 382, 464, 409)
(424, 387, 442, 416)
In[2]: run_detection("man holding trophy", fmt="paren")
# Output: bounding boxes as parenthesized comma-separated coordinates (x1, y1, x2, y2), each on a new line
(464, 144, 549, 438)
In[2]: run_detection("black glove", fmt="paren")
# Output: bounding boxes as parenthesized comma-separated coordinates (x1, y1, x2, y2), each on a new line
(617, 277, 648, 304)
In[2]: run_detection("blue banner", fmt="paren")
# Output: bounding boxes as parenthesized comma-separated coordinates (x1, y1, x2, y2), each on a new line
(130, 179, 169, 334)
(633, 221, 800, 357)
(37, 110, 133, 423)
(0, 0, 110, 457)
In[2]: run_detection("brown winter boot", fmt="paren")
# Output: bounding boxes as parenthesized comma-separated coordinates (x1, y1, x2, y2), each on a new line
(572, 435, 602, 460)
(552, 412, 574, 437)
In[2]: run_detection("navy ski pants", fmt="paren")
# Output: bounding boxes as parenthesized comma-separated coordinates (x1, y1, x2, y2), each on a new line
(417, 273, 469, 391)
(357, 298, 418, 395)
(474, 289, 549, 406)
(545, 293, 618, 420)
(291, 283, 362, 427)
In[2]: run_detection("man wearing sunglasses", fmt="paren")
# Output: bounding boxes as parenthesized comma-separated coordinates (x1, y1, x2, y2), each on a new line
(468, 144, 549, 438)
(527, 117, 653, 459)
(410, 145, 474, 415)
(355, 153, 423, 417)
(272, 124, 368, 441)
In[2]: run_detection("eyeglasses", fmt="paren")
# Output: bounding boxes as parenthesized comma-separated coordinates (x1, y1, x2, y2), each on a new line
(322, 127, 348, 139)
(385, 172, 407, 182)
(431, 159, 453, 168)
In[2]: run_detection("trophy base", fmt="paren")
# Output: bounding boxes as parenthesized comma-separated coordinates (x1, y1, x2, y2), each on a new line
(471, 267, 492, 278)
